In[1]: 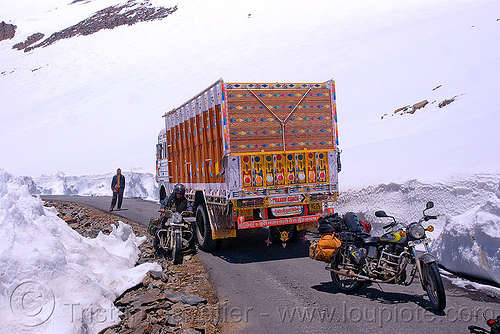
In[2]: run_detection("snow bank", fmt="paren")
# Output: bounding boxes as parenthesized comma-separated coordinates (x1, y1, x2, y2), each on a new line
(30, 171, 158, 201)
(0, 170, 160, 334)
(432, 200, 500, 286)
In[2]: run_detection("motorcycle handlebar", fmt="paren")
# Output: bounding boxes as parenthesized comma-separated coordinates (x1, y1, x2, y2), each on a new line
(383, 223, 393, 229)
(425, 215, 438, 221)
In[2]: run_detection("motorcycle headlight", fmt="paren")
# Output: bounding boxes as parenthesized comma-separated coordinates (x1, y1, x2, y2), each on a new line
(410, 224, 425, 239)
(172, 213, 183, 224)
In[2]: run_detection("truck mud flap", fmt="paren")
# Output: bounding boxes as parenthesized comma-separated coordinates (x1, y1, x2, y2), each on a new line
(195, 190, 236, 240)
(207, 205, 236, 239)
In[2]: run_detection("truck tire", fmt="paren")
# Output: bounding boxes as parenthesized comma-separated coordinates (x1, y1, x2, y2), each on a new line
(291, 228, 306, 243)
(195, 204, 217, 252)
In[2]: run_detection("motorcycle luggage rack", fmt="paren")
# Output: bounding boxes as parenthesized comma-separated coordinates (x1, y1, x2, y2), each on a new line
(339, 231, 365, 246)
(339, 231, 355, 242)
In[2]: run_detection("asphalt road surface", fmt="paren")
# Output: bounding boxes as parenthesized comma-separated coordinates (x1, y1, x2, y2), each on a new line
(42, 195, 500, 334)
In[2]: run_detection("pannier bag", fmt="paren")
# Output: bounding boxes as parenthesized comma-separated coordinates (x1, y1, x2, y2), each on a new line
(309, 233, 342, 262)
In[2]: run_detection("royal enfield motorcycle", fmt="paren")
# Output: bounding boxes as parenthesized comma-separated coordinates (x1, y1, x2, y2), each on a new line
(153, 210, 194, 264)
(327, 201, 446, 311)
(469, 315, 500, 334)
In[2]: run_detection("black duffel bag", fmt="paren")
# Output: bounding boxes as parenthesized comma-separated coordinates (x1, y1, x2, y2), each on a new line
(318, 213, 343, 234)
(343, 212, 363, 233)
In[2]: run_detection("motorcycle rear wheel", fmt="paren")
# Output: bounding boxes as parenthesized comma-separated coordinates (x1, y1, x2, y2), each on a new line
(330, 261, 365, 292)
(172, 233, 183, 265)
(421, 262, 446, 311)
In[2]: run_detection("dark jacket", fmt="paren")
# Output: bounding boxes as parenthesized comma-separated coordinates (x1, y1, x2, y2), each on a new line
(111, 174, 125, 191)
(161, 194, 192, 213)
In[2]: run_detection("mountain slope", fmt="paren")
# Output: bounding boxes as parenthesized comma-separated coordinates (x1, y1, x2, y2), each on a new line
(1, 0, 500, 184)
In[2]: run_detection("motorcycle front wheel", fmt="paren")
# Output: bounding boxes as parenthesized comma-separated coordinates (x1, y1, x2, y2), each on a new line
(330, 261, 365, 292)
(172, 232, 183, 265)
(421, 262, 446, 311)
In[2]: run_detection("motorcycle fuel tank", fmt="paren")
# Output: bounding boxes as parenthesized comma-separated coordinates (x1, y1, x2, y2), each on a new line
(379, 231, 407, 244)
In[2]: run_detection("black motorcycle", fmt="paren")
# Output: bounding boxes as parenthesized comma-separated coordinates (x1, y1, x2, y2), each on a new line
(328, 201, 446, 311)
(150, 210, 194, 264)
(469, 315, 500, 334)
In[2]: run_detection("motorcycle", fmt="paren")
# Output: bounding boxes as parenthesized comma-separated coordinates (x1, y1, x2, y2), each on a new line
(152, 209, 195, 264)
(468, 315, 500, 334)
(327, 201, 446, 311)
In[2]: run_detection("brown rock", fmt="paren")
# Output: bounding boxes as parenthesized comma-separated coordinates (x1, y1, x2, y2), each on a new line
(12, 32, 44, 51)
(138, 289, 163, 306)
(144, 300, 173, 313)
(149, 270, 163, 280)
(133, 322, 153, 334)
(439, 97, 456, 108)
(182, 329, 202, 334)
(116, 291, 138, 306)
(411, 100, 429, 113)
(0, 21, 16, 41)
(166, 314, 183, 326)
(142, 275, 153, 287)
(393, 106, 409, 115)
(63, 216, 77, 224)
(165, 292, 207, 306)
(127, 309, 146, 328)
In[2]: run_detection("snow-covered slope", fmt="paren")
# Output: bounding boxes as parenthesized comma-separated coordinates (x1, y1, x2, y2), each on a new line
(433, 199, 500, 285)
(1, 0, 499, 180)
(0, 170, 160, 334)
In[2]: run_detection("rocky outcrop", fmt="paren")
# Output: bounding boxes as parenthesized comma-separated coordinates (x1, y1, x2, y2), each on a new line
(12, 33, 44, 50)
(18, 0, 177, 52)
(382, 99, 429, 119)
(0, 21, 16, 41)
(438, 97, 456, 108)
(411, 99, 429, 113)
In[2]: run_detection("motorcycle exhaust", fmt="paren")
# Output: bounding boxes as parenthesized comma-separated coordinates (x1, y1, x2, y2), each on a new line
(328, 267, 396, 284)
(331, 268, 360, 278)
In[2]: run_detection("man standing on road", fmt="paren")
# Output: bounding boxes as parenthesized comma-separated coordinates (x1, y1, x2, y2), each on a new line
(110, 168, 125, 211)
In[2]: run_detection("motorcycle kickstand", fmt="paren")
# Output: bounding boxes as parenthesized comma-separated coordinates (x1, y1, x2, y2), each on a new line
(375, 282, 384, 292)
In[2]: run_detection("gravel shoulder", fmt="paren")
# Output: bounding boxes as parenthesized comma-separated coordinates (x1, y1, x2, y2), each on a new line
(43, 200, 222, 334)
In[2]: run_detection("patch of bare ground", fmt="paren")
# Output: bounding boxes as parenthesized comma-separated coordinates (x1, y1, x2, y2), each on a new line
(43, 200, 221, 334)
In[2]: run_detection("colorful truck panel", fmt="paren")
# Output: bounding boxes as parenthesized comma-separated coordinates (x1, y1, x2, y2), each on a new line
(156, 79, 339, 247)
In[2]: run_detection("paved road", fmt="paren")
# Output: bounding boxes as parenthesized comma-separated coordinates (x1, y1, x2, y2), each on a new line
(42, 195, 500, 334)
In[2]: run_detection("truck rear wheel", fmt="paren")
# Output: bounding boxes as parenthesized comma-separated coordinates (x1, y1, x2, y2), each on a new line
(291, 228, 306, 243)
(195, 204, 217, 252)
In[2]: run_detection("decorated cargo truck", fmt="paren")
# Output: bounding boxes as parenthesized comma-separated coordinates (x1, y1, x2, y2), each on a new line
(156, 79, 340, 251)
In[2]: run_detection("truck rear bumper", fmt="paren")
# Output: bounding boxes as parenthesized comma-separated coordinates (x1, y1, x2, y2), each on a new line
(237, 214, 322, 230)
